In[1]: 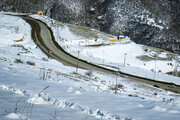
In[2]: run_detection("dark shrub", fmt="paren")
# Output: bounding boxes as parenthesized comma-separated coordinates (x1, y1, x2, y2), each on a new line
(26, 61, 35, 66)
(14, 59, 23, 64)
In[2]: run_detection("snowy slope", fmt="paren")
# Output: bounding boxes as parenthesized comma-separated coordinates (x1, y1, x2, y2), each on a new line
(0, 13, 180, 120)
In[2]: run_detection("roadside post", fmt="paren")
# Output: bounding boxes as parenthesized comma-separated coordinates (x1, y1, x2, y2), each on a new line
(123, 53, 127, 67)
(76, 50, 80, 73)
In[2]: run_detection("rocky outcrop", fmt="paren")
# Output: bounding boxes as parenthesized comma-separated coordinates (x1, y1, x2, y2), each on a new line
(0, 0, 179, 54)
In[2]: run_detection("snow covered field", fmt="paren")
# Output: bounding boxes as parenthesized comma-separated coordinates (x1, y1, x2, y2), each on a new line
(0, 13, 180, 120)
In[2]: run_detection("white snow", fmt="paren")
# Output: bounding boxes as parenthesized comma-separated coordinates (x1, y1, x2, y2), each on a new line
(67, 87, 73, 92)
(97, 16, 103, 19)
(0, 14, 30, 46)
(74, 91, 81, 94)
(152, 106, 180, 114)
(137, 104, 144, 108)
(136, 14, 165, 30)
(90, 8, 95, 11)
(5, 113, 20, 119)
(0, 12, 180, 120)
(152, 106, 167, 112)
(168, 110, 180, 114)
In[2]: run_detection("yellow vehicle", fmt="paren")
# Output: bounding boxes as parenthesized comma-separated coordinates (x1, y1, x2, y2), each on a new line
(109, 39, 116, 42)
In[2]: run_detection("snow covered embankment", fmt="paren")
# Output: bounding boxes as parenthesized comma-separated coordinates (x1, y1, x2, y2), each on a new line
(1, 13, 180, 120)
(0, 13, 132, 120)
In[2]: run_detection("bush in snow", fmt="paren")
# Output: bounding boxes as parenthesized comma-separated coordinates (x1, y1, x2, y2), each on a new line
(85, 71, 93, 77)
(26, 61, 35, 66)
(14, 59, 23, 64)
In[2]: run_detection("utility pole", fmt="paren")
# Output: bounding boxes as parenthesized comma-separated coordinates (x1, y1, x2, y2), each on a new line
(173, 58, 179, 76)
(76, 50, 80, 73)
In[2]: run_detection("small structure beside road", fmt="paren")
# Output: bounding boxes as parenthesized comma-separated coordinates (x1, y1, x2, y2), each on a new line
(37, 11, 43, 15)
(109, 35, 127, 43)
(117, 35, 127, 40)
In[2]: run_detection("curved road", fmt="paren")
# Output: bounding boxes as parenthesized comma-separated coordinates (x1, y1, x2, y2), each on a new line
(21, 16, 180, 93)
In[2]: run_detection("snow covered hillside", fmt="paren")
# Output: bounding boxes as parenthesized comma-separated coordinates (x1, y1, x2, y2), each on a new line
(32, 14, 180, 85)
(0, 13, 180, 120)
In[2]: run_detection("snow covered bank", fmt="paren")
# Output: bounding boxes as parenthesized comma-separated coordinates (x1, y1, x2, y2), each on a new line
(1, 13, 180, 120)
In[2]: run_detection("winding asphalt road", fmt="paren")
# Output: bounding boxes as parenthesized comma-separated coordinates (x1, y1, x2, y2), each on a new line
(21, 16, 180, 93)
